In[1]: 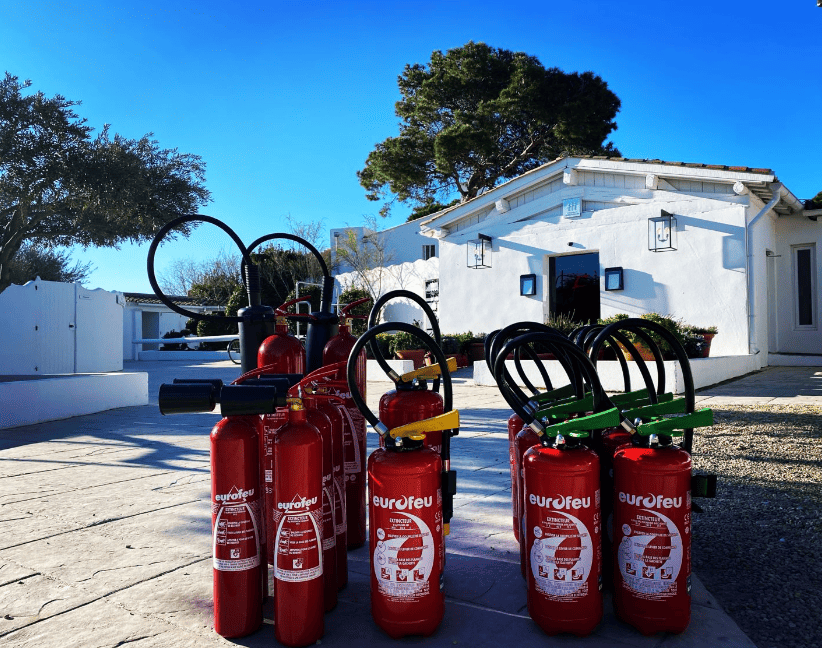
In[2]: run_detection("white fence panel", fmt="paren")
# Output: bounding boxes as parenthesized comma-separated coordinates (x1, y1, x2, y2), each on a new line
(76, 284, 124, 373)
(0, 278, 124, 375)
(37, 280, 76, 373)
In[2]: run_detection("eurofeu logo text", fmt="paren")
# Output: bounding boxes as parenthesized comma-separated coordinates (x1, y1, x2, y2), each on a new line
(215, 485, 255, 502)
(618, 492, 682, 509)
(529, 494, 591, 510)
(373, 494, 433, 510)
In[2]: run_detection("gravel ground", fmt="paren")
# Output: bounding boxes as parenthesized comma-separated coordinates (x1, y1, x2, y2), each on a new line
(690, 405, 822, 648)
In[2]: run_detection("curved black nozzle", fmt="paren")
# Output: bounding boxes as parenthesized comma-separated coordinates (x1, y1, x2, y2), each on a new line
(513, 344, 554, 396)
(243, 233, 336, 373)
(590, 318, 695, 451)
(146, 215, 276, 374)
(579, 326, 661, 404)
(489, 323, 579, 406)
(367, 290, 443, 392)
(494, 331, 613, 441)
(147, 215, 253, 323)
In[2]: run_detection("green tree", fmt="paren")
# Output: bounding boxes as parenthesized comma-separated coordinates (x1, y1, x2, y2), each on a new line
(4, 242, 94, 286)
(0, 73, 210, 292)
(358, 42, 621, 218)
(806, 191, 822, 210)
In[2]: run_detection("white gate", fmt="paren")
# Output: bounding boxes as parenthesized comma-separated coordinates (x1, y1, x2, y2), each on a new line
(0, 278, 124, 375)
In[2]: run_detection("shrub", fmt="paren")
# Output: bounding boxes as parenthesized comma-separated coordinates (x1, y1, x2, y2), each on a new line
(197, 315, 235, 350)
(160, 330, 187, 351)
(338, 286, 373, 336)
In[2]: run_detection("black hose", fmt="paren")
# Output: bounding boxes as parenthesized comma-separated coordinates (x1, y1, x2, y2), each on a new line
(490, 323, 580, 405)
(494, 332, 612, 436)
(146, 214, 253, 323)
(366, 290, 443, 391)
(590, 319, 695, 451)
(346, 321, 452, 432)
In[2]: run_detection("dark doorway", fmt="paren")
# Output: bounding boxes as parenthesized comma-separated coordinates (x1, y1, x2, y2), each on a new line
(549, 253, 600, 324)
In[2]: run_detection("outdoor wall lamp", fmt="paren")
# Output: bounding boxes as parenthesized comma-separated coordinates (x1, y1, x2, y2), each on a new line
(604, 267, 624, 291)
(648, 211, 677, 252)
(520, 273, 537, 296)
(467, 234, 492, 269)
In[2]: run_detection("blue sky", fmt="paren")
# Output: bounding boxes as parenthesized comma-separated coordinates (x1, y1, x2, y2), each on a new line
(3, 0, 820, 294)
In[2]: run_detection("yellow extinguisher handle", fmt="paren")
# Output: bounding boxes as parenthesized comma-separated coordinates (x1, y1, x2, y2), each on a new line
(398, 357, 459, 383)
(388, 410, 461, 440)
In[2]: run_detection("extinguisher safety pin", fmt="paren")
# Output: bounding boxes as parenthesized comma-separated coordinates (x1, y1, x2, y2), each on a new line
(386, 410, 461, 441)
(397, 357, 458, 383)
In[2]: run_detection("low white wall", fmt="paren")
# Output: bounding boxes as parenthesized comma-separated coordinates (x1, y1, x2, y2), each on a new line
(473, 355, 762, 394)
(366, 359, 415, 381)
(0, 372, 148, 429)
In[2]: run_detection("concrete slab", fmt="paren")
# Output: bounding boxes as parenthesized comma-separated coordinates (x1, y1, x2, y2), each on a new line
(0, 359, 776, 648)
(1, 597, 228, 648)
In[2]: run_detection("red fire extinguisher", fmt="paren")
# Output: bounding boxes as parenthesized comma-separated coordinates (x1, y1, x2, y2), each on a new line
(487, 322, 577, 543)
(257, 295, 313, 373)
(303, 360, 368, 549)
(295, 364, 352, 590)
(494, 331, 621, 636)
(346, 322, 458, 638)
(323, 296, 370, 392)
(272, 396, 325, 647)
(611, 412, 711, 635)
(287, 375, 341, 611)
(210, 414, 264, 638)
(589, 318, 716, 635)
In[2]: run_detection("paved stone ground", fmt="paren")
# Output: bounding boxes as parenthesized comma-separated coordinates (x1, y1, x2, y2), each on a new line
(0, 360, 778, 647)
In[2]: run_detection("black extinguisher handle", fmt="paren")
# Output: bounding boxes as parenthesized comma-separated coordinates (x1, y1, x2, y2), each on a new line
(490, 322, 580, 406)
(495, 332, 613, 436)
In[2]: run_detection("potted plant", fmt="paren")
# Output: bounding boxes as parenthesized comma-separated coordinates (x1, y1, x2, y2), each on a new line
(683, 325, 718, 358)
(390, 330, 428, 368)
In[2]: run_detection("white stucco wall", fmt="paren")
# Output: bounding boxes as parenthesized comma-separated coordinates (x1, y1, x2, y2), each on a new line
(335, 258, 440, 330)
(331, 220, 438, 273)
(436, 197, 750, 355)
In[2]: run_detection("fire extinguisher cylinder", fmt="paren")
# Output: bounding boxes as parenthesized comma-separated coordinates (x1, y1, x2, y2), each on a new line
(210, 415, 264, 638)
(523, 434, 603, 637)
(612, 438, 692, 635)
(272, 398, 325, 647)
(346, 322, 456, 639)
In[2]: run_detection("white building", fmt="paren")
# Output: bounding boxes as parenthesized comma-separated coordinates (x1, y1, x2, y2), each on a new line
(330, 218, 438, 274)
(122, 293, 223, 360)
(403, 156, 817, 368)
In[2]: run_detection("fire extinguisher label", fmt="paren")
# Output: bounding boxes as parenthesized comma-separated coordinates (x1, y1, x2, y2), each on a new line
(334, 476, 347, 535)
(617, 508, 683, 598)
(212, 492, 262, 572)
(341, 406, 364, 474)
(322, 483, 336, 551)
(373, 511, 436, 601)
(530, 510, 594, 599)
(274, 495, 323, 583)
